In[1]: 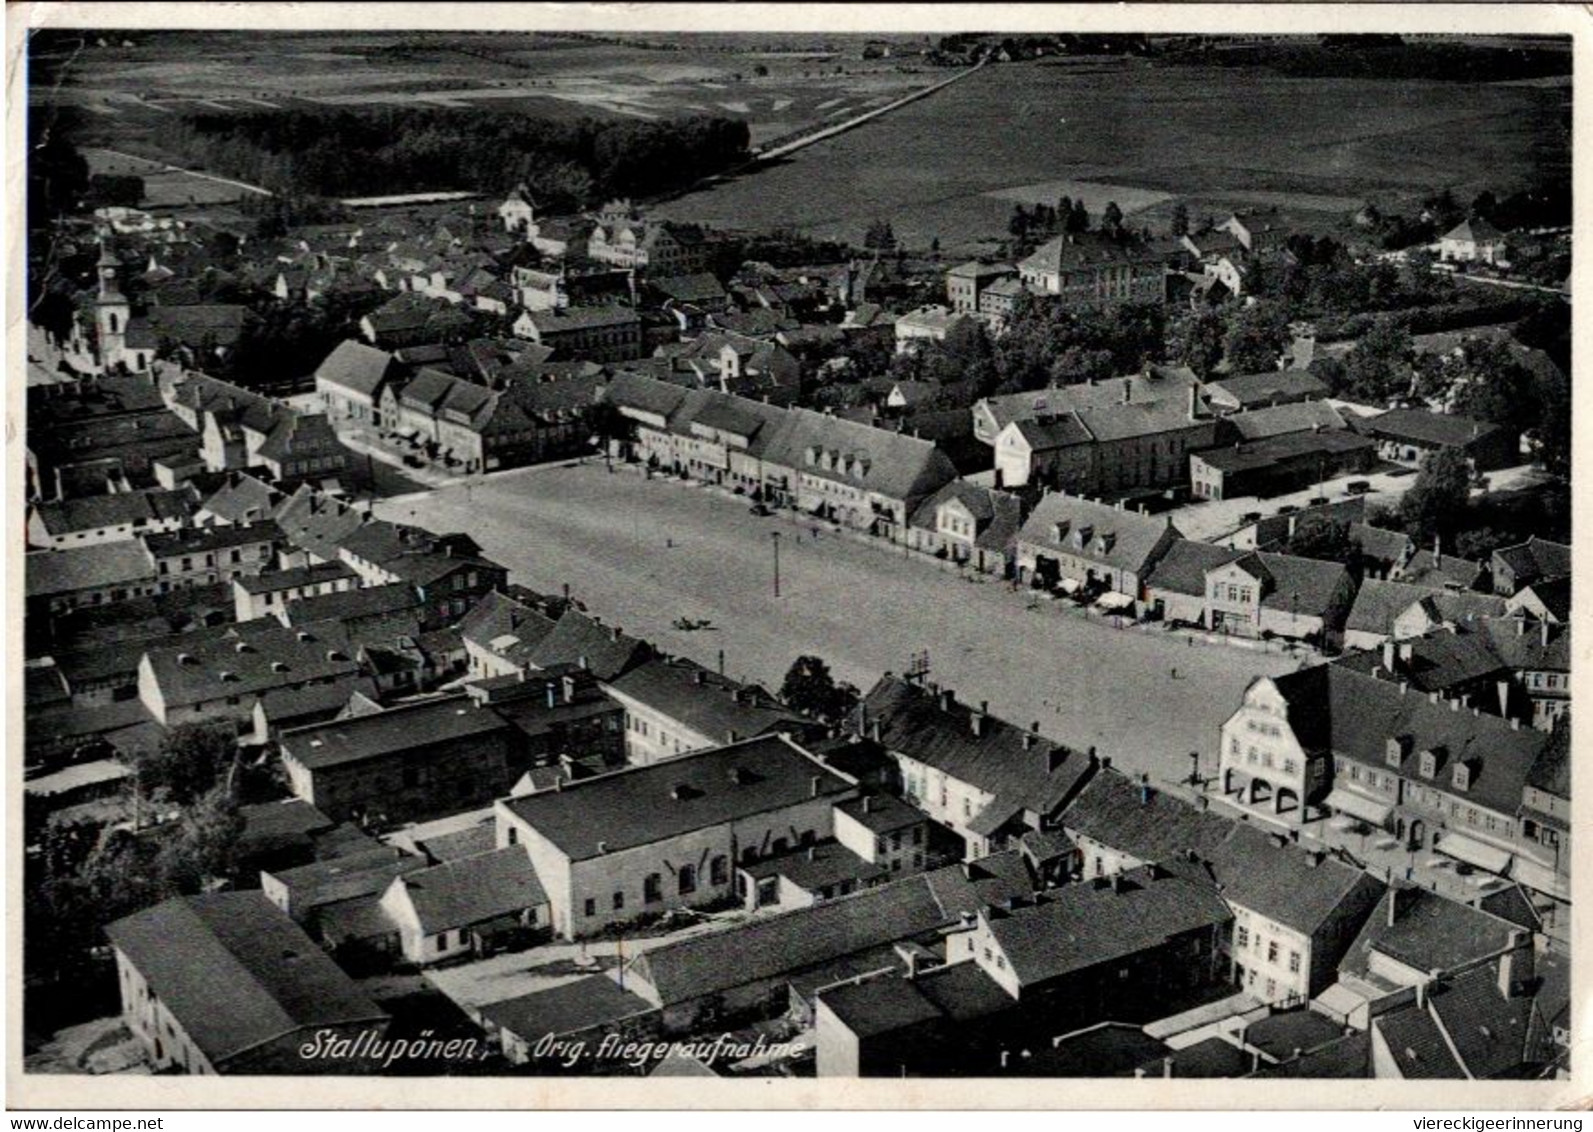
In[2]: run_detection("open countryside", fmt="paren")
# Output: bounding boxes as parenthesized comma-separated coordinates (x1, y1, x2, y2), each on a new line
(658, 56, 1569, 252)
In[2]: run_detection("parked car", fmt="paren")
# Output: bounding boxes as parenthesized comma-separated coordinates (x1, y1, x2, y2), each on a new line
(1345, 480, 1373, 495)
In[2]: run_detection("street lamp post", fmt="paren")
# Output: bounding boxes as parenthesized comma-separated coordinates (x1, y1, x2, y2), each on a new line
(770, 531, 782, 598)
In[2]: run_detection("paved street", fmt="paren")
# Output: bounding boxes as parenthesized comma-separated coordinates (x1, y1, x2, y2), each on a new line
(377, 462, 1300, 786)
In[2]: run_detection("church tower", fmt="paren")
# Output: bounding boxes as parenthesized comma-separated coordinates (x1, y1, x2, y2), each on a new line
(93, 243, 130, 372)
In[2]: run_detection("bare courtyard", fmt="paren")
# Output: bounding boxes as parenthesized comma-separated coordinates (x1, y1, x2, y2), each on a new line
(377, 462, 1301, 786)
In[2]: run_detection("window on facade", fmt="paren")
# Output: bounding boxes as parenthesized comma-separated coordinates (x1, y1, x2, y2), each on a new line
(1289, 951, 1301, 973)
(678, 864, 697, 895)
(710, 856, 728, 885)
(644, 873, 662, 903)
(437, 933, 449, 952)
(1267, 942, 1279, 963)
(1236, 926, 1249, 949)
(584, 898, 597, 917)
(507, 827, 518, 845)
(613, 892, 624, 911)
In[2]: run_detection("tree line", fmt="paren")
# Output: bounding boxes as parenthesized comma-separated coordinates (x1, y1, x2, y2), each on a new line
(159, 106, 752, 211)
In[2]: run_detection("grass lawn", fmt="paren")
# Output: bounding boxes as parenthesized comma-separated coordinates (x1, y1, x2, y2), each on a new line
(376, 463, 1299, 788)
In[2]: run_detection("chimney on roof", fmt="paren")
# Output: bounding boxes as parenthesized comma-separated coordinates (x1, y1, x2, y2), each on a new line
(578, 654, 589, 670)
(1499, 930, 1534, 998)
(939, 688, 954, 713)
(1541, 621, 1550, 648)
(562, 674, 576, 703)
(869, 717, 882, 743)
(611, 626, 623, 642)
(1112, 873, 1127, 894)
(1398, 680, 1408, 695)
(863, 795, 874, 813)
(1510, 717, 1521, 731)
(1382, 640, 1397, 672)
(694, 669, 706, 685)
(807, 845, 817, 862)
(810, 775, 822, 798)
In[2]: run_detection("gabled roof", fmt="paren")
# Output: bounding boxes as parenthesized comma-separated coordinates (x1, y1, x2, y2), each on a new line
(1205, 369, 1329, 408)
(628, 859, 1027, 1007)
(104, 892, 387, 1069)
(1268, 665, 1546, 817)
(281, 695, 512, 771)
(603, 656, 804, 747)
(1228, 400, 1347, 441)
(391, 846, 547, 934)
(1016, 493, 1177, 574)
(1362, 408, 1501, 449)
(1020, 234, 1162, 275)
(861, 676, 1093, 826)
(1344, 579, 1507, 638)
(1343, 888, 1521, 982)
(456, 589, 557, 666)
(526, 609, 649, 681)
(314, 340, 398, 399)
(30, 488, 196, 536)
(985, 866, 1232, 990)
(1427, 966, 1534, 1079)
(761, 408, 958, 503)
(26, 542, 155, 598)
(1374, 1007, 1466, 1078)
(499, 734, 852, 861)
(1492, 537, 1571, 586)
(1442, 217, 1505, 244)
(908, 481, 1025, 551)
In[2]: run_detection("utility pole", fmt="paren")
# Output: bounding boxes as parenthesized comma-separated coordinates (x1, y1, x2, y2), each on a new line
(770, 530, 782, 597)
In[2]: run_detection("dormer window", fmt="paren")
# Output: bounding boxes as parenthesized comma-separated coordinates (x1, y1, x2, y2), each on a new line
(1385, 735, 1411, 767)
(1451, 761, 1472, 791)
(1053, 521, 1070, 543)
(1418, 748, 1439, 779)
(1095, 534, 1115, 555)
(1073, 525, 1092, 550)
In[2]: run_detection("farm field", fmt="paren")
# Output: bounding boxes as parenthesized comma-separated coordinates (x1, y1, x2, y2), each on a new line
(35, 31, 937, 150)
(376, 463, 1300, 789)
(656, 56, 1570, 254)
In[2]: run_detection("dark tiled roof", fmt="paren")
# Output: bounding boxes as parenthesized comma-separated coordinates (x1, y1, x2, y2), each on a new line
(25, 542, 154, 598)
(861, 676, 1093, 827)
(1017, 494, 1177, 576)
(281, 695, 513, 771)
(1492, 537, 1571, 585)
(817, 974, 942, 1039)
(1145, 539, 1244, 597)
(501, 734, 852, 861)
(267, 847, 425, 911)
(1342, 888, 1520, 980)
(1194, 428, 1372, 473)
(986, 866, 1232, 989)
(834, 792, 925, 834)
(279, 582, 420, 626)
(629, 869, 957, 1007)
(526, 609, 648, 681)
(314, 340, 397, 398)
(1374, 1005, 1466, 1078)
(478, 976, 655, 1042)
(1363, 408, 1501, 449)
(1525, 722, 1570, 797)
(145, 521, 280, 559)
(603, 656, 803, 747)
(395, 847, 548, 934)
(104, 892, 387, 1068)
(31, 488, 196, 536)
(1349, 523, 1415, 565)
(1427, 967, 1534, 1079)
(1243, 1009, 1350, 1062)
(142, 622, 364, 708)
(1246, 1031, 1371, 1078)
(1271, 664, 1546, 817)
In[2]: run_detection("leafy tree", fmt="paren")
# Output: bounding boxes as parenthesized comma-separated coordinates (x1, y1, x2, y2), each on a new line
(1221, 300, 1290, 374)
(1283, 517, 1361, 572)
(1340, 321, 1414, 404)
(1101, 201, 1124, 235)
(1453, 527, 1512, 562)
(129, 722, 239, 809)
(1448, 340, 1537, 433)
(780, 655, 858, 723)
(1170, 201, 1190, 238)
(1398, 447, 1472, 541)
(155, 788, 245, 892)
(1066, 200, 1090, 234)
(864, 219, 897, 252)
(1168, 308, 1225, 378)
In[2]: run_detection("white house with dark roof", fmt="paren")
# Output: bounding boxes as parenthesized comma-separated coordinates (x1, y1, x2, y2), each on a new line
(1014, 492, 1181, 599)
(601, 654, 811, 766)
(314, 340, 400, 427)
(493, 733, 857, 939)
(1218, 665, 1548, 872)
(859, 675, 1095, 859)
(378, 845, 550, 964)
(105, 891, 388, 1074)
(1438, 217, 1508, 265)
(906, 480, 1026, 575)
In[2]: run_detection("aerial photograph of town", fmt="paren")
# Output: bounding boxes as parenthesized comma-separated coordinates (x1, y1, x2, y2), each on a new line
(18, 15, 1574, 1090)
